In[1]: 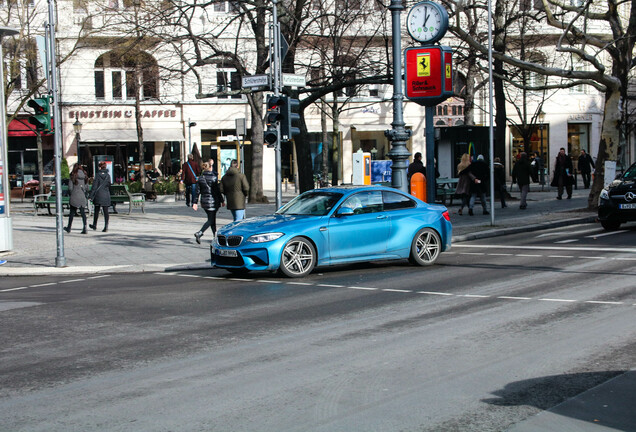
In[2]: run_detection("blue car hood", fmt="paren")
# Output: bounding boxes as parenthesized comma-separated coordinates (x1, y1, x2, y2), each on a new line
(219, 214, 317, 237)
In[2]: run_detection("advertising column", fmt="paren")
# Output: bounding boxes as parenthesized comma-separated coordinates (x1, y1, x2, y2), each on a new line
(0, 27, 19, 252)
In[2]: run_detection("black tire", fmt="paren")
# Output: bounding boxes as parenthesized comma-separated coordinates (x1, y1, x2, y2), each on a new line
(279, 237, 316, 278)
(601, 219, 621, 231)
(409, 228, 441, 266)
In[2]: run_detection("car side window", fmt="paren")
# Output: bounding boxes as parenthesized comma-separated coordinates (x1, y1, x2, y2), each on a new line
(341, 191, 383, 215)
(383, 191, 416, 211)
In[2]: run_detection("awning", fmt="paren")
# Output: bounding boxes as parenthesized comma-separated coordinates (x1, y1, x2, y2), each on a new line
(81, 129, 185, 143)
(8, 119, 37, 137)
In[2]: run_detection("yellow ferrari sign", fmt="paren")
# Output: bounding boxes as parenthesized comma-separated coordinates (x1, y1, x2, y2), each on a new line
(417, 53, 431, 77)
(446, 64, 451, 78)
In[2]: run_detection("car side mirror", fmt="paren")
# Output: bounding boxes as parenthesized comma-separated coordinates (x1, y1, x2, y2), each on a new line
(336, 206, 354, 217)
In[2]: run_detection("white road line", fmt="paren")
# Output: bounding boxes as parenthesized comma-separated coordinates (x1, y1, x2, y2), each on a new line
(586, 230, 627, 238)
(382, 288, 412, 293)
(548, 255, 574, 258)
(348, 286, 379, 291)
(178, 274, 202, 278)
(585, 300, 624, 305)
(0, 287, 29, 292)
(229, 278, 251, 282)
(488, 253, 513, 256)
(417, 291, 454, 296)
(317, 284, 345, 288)
(453, 244, 636, 253)
(30, 283, 56, 287)
(59, 279, 85, 284)
(87, 275, 110, 279)
(460, 252, 486, 255)
(615, 257, 636, 261)
(581, 256, 604, 260)
(539, 298, 577, 303)
(258, 280, 282, 283)
(203, 276, 224, 280)
(516, 254, 542, 257)
(498, 296, 532, 300)
(536, 227, 601, 238)
(461, 294, 490, 298)
(555, 239, 578, 244)
(287, 282, 312, 286)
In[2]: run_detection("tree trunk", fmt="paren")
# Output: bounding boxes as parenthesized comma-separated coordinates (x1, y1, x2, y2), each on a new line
(248, 92, 268, 203)
(321, 99, 329, 184)
(588, 88, 621, 210)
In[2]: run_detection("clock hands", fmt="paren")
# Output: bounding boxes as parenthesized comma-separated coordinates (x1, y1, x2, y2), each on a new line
(423, 8, 429, 28)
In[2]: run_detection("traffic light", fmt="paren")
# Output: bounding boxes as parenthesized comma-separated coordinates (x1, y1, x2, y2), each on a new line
(28, 96, 52, 133)
(280, 97, 300, 142)
(264, 95, 284, 147)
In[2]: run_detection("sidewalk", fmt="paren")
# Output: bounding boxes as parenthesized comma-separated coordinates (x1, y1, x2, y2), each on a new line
(0, 185, 597, 276)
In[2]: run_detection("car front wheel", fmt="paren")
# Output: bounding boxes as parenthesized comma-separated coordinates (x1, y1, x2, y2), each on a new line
(279, 237, 316, 278)
(409, 228, 441, 266)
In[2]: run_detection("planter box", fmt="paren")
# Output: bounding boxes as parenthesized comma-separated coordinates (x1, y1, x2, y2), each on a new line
(155, 195, 176, 203)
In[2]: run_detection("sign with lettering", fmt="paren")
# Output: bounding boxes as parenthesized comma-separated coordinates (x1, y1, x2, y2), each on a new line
(404, 46, 453, 106)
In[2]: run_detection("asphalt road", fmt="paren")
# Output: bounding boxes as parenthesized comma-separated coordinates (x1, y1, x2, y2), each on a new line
(1, 223, 635, 431)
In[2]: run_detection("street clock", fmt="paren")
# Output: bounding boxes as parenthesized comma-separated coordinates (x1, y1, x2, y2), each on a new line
(406, 1, 449, 44)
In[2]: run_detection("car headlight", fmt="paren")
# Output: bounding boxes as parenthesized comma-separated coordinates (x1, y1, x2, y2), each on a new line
(247, 232, 284, 243)
(600, 188, 609, 200)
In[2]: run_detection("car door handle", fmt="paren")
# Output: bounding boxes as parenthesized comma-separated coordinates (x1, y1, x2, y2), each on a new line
(376, 215, 387, 219)
(320, 227, 328, 231)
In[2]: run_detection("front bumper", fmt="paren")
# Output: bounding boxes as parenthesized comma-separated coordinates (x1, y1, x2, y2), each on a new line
(210, 241, 284, 271)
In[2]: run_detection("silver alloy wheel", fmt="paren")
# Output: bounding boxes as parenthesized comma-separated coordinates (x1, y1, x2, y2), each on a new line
(410, 228, 441, 266)
(280, 237, 316, 278)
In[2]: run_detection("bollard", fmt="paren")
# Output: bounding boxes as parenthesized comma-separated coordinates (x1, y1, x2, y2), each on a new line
(410, 172, 426, 202)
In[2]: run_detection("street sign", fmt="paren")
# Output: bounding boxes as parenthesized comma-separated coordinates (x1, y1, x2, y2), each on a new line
(282, 73, 306, 88)
(242, 74, 270, 88)
(404, 46, 453, 106)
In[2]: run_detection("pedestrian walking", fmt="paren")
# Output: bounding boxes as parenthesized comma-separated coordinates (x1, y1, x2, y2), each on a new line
(512, 152, 532, 209)
(578, 149, 595, 188)
(220, 159, 249, 222)
(64, 163, 89, 234)
(531, 152, 544, 184)
(493, 157, 507, 208)
(407, 152, 426, 184)
(468, 154, 490, 215)
(181, 153, 201, 207)
(551, 147, 573, 199)
(193, 161, 225, 244)
(89, 161, 111, 232)
(455, 153, 474, 215)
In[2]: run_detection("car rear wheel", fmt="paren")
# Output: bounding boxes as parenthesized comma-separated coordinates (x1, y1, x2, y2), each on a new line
(409, 228, 441, 266)
(601, 219, 621, 231)
(279, 237, 316, 278)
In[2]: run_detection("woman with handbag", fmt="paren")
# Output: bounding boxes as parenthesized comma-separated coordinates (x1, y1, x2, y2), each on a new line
(89, 161, 112, 232)
(192, 161, 225, 244)
(64, 163, 89, 234)
(552, 147, 573, 200)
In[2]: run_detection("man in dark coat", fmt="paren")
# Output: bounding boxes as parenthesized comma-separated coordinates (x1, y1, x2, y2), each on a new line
(552, 147, 573, 199)
(468, 154, 490, 215)
(578, 149, 595, 188)
(89, 161, 111, 232)
(181, 153, 201, 207)
(220, 160, 250, 221)
(493, 157, 507, 208)
(407, 152, 426, 184)
(512, 152, 532, 209)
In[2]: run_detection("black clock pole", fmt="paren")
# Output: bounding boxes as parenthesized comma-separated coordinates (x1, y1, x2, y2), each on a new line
(385, 0, 412, 193)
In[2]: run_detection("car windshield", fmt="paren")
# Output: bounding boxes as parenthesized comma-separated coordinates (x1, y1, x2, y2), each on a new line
(621, 163, 636, 180)
(276, 191, 343, 216)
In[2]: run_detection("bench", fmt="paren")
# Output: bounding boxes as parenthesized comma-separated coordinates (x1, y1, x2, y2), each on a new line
(104, 184, 146, 214)
(33, 184, 71, 215)
(435, 178, 458, 206)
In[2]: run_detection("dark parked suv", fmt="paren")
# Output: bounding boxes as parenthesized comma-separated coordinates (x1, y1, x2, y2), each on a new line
(598, 162, 636, 230)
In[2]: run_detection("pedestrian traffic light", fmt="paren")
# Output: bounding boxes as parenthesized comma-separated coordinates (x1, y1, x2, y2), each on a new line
(264, 95, 283, 147)
(28, 96, 53, 133)
(280, 97, 300, 142)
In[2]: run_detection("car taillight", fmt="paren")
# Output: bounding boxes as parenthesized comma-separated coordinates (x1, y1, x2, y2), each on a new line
(442, 210, 451, 221)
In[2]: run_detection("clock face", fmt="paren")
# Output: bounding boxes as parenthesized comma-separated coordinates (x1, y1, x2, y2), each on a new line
(407, 1, 449, 44)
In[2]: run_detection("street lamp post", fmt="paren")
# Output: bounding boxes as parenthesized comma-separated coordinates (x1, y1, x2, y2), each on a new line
(188, 119, 197, 154)
(74, 114, 83, 167)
